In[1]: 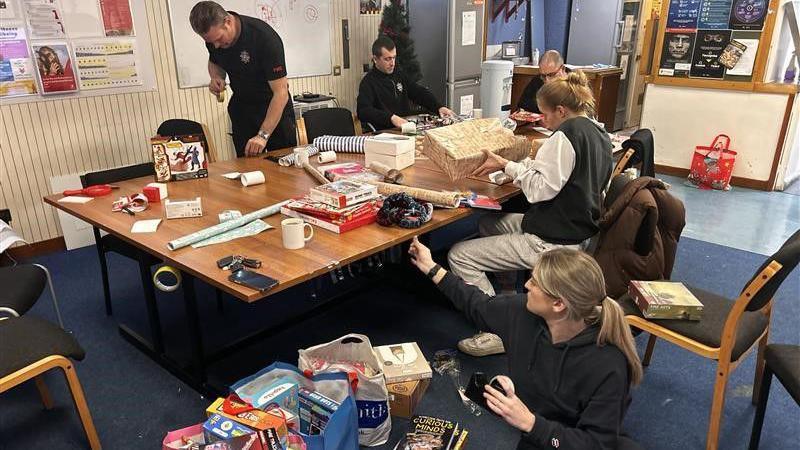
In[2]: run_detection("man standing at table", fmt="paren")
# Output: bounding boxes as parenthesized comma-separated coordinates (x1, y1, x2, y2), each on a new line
(190, 1, 296, 157)
(517, 50, 569, 113)
(357, 36, 455, 131)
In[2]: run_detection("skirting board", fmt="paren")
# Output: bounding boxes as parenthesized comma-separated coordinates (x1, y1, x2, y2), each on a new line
(655, 165, 772, 191)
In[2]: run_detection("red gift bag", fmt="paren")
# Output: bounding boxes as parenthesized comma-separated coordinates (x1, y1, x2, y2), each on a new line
(686, 134, 737, 190)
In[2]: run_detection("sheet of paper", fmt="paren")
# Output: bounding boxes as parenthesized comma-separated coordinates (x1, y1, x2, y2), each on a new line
(461, 11, 476, 46)
(23, 0, 66, 39)
(725, 39, 759, 76)
(59, 0, 104, 38)
(58, 195, 94, 203)
(74, 40, 140, 90)
(459, 94, 473, 116)
(620, 54, 630, 80)
(131, 219, 161, 233)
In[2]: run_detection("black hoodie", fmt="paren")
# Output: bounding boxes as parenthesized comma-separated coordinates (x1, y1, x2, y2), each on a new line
(437, 272, 631, 450)
(356, 67, 443, 130)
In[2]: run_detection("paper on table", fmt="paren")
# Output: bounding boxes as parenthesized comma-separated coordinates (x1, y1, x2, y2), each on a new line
(131, 219, 162, 233)
(58, 196, 94, 204)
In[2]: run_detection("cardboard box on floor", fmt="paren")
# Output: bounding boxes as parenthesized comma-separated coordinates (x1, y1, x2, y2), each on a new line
(387, 378, 430, 418)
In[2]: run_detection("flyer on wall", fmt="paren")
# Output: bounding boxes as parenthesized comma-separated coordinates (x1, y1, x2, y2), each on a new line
(32, 42, 78, 94)
(697, 0, 733, 29)
(74, 40, 140, 90)
(0, 26, 38, 97)
(23, 0, 66, 39)
(689, 29, 732, 79)
(659, 31, 695, 77)
(729, 0, 766, 30)
(666, 0, 702, 29)
(99, 0, 135, 36)
(0, 0, 18, 19)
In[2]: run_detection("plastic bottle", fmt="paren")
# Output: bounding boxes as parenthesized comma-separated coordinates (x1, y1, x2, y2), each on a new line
(784, 52, 799, 84)
(532, 48, 540, 65)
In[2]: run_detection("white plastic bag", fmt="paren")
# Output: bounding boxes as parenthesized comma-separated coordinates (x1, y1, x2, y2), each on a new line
(299, 334, 391, 447)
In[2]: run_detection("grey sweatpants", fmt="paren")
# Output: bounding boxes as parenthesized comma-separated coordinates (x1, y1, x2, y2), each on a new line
(447, 213, 581, 296)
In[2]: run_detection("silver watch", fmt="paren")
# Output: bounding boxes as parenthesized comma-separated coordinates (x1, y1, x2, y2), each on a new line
(257, 130, 270, 141)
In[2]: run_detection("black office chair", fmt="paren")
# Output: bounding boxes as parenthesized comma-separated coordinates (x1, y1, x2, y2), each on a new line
(157, 118, 218, 162)
(749, 343, 800, 449)
(618, 128, 655, 177)
(0, 316, 100, 449)
(302, 107, 358, 143)
(0, 264, 64, 328)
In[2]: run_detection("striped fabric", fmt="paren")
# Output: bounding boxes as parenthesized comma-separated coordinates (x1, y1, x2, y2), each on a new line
(277, 145, 320, 167)
(312, 135, 368, 153)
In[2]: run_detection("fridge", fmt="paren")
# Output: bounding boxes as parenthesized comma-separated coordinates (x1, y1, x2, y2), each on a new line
(566, 0, 641, 130)
(408, 0, 484, 116)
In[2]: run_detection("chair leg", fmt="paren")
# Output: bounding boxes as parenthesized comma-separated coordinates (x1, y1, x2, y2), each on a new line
(33, 264, 64, 329)
(61, 361, 102, 450)
(137, 255, 164, 355)
(643, 334, 658, 367)
(34, 375, 53, 409)
(93, 229, 113, 316)
(216, 288, 224, 314)
(748, 365, 773, 450)
(751, 332, 769, 405)
(706, 361, 732, 450)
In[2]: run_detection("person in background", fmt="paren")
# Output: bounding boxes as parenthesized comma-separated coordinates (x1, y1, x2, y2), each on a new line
(447, 71, 613, 357)
(517, 50, 569, 114)
(190, 1, 296, 157)
(409, 241, 644, 450)
(357, 35, 455, 131)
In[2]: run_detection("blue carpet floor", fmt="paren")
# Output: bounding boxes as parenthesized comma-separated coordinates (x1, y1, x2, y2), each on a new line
(1, 236, 798, 449)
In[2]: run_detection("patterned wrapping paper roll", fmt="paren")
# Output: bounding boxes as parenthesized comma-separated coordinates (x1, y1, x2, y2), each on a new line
(278, 146, 320, 167)
(312, 135, 368, 153)
(167, 200, 290, 251)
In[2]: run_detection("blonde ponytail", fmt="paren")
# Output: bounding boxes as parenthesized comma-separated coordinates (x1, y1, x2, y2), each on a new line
(536, 70, 596, 116)
(598, 297, 643, 385)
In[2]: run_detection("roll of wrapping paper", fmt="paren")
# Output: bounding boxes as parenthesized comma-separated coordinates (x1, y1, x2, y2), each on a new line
(278, 146, 320, 167)
(365, 180, 461, 208)
(302, 163, 329, 185)
(167, 200, 290, 250)
(368, 161, 405, 184)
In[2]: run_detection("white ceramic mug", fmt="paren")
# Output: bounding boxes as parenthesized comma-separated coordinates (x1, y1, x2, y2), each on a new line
(293, 147, 310, 168)
(281, 218, 313, 249)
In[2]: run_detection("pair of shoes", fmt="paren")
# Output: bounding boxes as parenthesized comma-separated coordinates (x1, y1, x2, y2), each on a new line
(458, 332, 505, 357)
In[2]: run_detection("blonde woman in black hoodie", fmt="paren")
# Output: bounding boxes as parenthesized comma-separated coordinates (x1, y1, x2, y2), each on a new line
(409, 239, 643, 450)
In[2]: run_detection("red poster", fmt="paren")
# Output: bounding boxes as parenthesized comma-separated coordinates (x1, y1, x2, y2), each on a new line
(100, 0, 134, 36)
(33, 43, 78, 94)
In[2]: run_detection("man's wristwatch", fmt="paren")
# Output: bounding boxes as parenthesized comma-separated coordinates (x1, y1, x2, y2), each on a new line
(257, 130, 270, 141)
(426, 263, 442, 279)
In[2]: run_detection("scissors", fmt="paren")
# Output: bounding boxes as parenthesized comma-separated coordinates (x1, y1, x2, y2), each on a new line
(62, 184, 119, 197)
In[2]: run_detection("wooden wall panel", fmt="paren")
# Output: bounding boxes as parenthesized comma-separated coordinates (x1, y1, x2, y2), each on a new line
(0, 0, 381, 243)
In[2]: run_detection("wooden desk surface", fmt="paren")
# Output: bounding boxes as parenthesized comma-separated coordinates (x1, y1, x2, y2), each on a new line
(513, 65, 623, 77)
(44, 154, 518, 303)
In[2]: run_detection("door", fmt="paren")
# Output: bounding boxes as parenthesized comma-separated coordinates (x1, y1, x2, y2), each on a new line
(448, 79, 481, 115)
(448, 0, 484, 82)
(567, 0, 624, 65)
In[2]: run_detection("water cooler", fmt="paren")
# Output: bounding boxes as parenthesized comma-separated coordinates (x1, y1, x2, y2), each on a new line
(480, 60, 514, 120)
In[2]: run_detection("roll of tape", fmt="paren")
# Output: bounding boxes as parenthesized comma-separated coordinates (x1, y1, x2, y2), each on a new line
(318, 151, 336, 163)
(240, 171, 265, 187)
(153, 265, 182, 292)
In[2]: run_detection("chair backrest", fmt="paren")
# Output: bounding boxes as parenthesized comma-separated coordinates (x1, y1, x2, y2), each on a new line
(302, 107, 356, 143)
(156, 119, 217, 162)
(82, 162, 154, 187)
(744, 228, 800, 311)
(620, 128, 655, 177)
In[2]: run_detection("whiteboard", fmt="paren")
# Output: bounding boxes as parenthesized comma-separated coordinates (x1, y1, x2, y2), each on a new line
(167, 0, 332, 88)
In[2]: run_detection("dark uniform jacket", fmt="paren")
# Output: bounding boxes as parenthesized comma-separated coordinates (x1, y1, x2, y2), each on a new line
(357, 67, 442, 130)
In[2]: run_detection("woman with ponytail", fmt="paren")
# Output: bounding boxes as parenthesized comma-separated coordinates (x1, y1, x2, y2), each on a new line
(447, 71, 615, 358)
(410, 240, 643, 449)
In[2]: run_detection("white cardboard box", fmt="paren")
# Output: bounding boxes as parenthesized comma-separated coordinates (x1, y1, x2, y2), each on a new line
(365, 134, 416, 170)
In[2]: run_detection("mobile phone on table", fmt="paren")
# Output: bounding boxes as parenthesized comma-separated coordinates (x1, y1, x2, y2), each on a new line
(228, 269, 279, 292)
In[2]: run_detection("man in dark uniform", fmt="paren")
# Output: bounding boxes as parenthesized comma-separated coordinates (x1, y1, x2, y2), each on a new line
(517, 50, 568, 113)
(190, 1, 296, 157)
(357, 36, 455, 131)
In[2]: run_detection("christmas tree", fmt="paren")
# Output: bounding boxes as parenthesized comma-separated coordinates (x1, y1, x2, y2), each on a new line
(378, 0, 422, 83)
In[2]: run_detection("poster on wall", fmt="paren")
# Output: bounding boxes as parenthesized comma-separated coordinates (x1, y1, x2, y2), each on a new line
(23, 0, 66, 39)
(74, 40, 140, 89)
(723, 32, 760, 76)
(32, 42, 78, 94)
(99, 0, 134, 36)
(659, 32, 695, 76)
(666, 0, 702, 29)
(0, 0, 18, 19)
(689, 29, 731, 78)
(729, 0, 766, 30)
(0, 26, 38, 97)
(697, 0, 732, 29)
(360, 0, 384, 15)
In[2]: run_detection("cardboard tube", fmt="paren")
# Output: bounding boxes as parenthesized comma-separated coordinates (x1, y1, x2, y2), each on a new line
(365, 180, 461, 208)
(368, 161, 404, 184)
(303, 163, 329, 185)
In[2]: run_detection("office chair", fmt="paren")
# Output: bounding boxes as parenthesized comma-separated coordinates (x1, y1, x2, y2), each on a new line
(619, 229, 800, 450)
(0, 316, 101, 449)
(749, 343, 800, 449)
(157, 118, 218, 162)
(0, 264, 64, 329)
(301, 107, 360, 143)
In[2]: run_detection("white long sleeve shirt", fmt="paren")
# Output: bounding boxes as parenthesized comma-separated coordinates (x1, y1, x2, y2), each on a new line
(503, 131, 576, 204)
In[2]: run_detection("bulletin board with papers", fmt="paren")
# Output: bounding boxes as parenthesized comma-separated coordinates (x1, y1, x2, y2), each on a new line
(651, 0, 779, 88)
(0, 0, 156, 102)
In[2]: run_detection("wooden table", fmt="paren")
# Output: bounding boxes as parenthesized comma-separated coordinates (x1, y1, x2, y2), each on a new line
(511, 65, 623, 132)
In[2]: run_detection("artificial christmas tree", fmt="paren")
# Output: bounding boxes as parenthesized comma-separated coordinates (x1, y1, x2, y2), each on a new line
(378, 0, 422, 84)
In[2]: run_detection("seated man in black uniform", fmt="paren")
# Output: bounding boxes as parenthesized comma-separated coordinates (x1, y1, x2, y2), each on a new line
(357, 36, 455, 131)
(517, 50, 569, 113)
